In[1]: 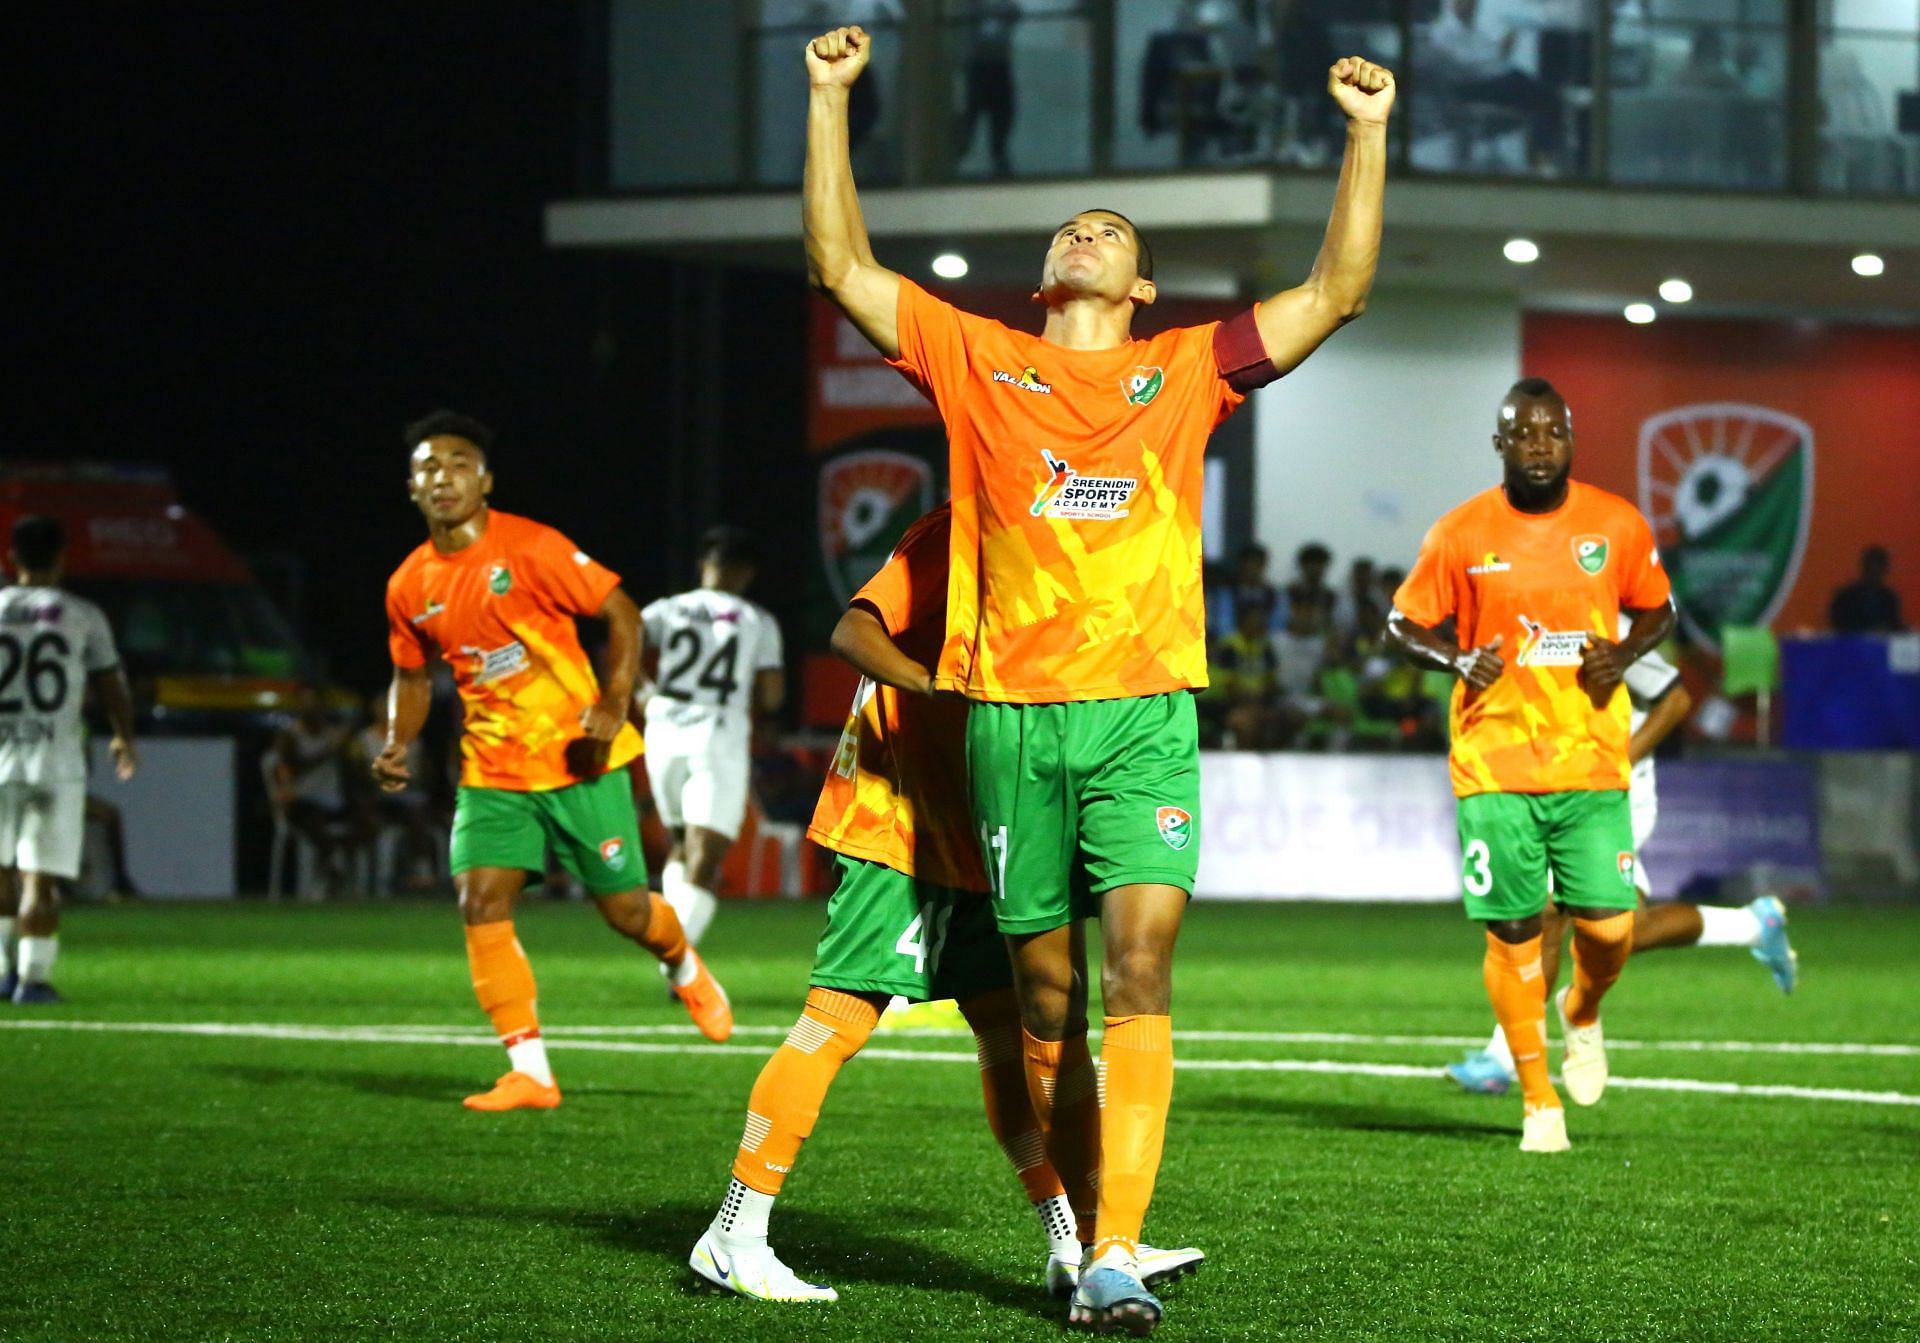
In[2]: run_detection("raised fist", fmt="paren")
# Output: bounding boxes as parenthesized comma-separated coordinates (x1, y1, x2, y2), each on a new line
(806, 25, 871, 89)
(1328, 56, 1396, 125)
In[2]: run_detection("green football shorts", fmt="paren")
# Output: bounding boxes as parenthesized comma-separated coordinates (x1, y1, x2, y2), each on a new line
(966, 692, 1201, 936)
(810, 853, 1012, 1002)
(449, 768, 647, 897)
(1454, 789, 1638, 922)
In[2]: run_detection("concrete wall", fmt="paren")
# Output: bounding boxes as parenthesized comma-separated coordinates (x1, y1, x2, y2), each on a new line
(1251, 287, 1522, 579)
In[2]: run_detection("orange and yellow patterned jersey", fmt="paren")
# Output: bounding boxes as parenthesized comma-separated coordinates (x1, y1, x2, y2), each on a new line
(807, 505, 987, 893)
(385, 510, 642, 792)
(887, 279, 1250, 703)
(1394, 481, 1672, 798)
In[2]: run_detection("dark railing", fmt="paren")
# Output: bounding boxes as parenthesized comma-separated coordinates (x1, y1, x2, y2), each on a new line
(602, 1, 1920, 201)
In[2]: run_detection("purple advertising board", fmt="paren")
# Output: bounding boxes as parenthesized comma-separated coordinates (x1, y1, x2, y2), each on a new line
(1639, 758, 1822, 900)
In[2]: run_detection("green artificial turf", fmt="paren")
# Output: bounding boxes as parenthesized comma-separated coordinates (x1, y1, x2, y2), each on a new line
(7, 899, 1916, 1342)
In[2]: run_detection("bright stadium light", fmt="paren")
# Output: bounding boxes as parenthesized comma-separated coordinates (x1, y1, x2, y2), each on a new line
(931, 252, 969, 280)
(1658, 278, 1693, 303)
(1851, 252, 1885, 277)
(1624, 302, 1657, 325)
(1502, 238, 1540, 264)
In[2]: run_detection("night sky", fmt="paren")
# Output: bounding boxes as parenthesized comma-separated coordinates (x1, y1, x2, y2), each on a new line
(18, 6, 811, 696)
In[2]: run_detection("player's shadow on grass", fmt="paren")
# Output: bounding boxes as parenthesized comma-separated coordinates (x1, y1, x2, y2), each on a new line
(365, 1194, 1060, 1319)
(209, 1062, 473, 1103)
(1185, 1090, 1513, 1140)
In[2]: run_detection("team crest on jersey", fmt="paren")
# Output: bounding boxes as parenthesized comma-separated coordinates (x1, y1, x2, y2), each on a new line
(488, 564, 511, 596)
(600, 837, 627, 870)
(993, 366, 1053, 395)
(1466, 552, 1511, 576)
(1156, 806, 1193, 851)
(1616, 851, 1636, 886)
(1515, 614, 1588, 667)
(1029, 449, 1137, 521)
(1573, 536, 1609, 575)
(1122, 366, 1164, 407)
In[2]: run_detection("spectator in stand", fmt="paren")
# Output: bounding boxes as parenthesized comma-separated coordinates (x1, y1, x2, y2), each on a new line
(271, 690, 371, 896)
(1421, 0, 1565, 172)
(1332, 555, 1383, 639)
(1277, 541, 1337, 629)
(1829, 545, 1905, 633)
(357, 694, 444, 893)
(1272, 588, 1340, 747)
(1208, 541, 1282, 637)
(1202, 595, 1285, 748)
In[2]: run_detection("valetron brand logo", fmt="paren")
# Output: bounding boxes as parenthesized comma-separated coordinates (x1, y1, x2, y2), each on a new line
(1029, 449, 1137, 521)
(1639, 403, 1814, 649)
(1515, 614, 1589, 668)
(1573, 535, 1610, 575)
(1122, 365, 1164, 407)
(1156, 806, 1193, 851)
(993, 366, 1053, 395)
(410, 598, 444, 626)
(1466, 552, 1512, 576)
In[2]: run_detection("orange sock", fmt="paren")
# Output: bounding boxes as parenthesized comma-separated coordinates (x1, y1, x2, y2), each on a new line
(636, 891, 689, 969)
(465, 920, 540, 1045)
(729, 988, 879, 1196)
(1022, 1027, 1100, 1238)
(960, 990, 1066, 1205)
(1483, 932, 1557, 1111)
(1093, 1014, 1173, 1260)
(1565, 911, 1634, 1027)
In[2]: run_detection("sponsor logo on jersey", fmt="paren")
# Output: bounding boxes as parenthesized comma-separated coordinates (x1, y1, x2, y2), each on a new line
(1466, 552, 1512, 575)
(1122, 365, 1164, 407)
(461, 640, 529, 684)
(487, 564, 512, 596)
(1156, 805, 1193, 851)
(1030, 450, 1136, 521)
(599, 837, 626, 870)
(0, 721, 57, 745)
(1638, 402, 1813, 649)
(1515, 614, 1589, 667)
(0, 602, 63, 627)
(1617, 851, 1636, 885)
(1573, 535, 1610, 575)
(409, 598, 444, 627)
(818, 448, 935, 606)
(993, 366, 1053, 395)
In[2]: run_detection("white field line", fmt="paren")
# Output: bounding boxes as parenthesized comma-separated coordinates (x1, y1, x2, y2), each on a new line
(4, 1018, 1917, 1108)
(461, 1022, 1920, 1060)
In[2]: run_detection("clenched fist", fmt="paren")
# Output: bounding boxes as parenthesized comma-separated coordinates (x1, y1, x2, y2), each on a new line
(1328, 56, 1396, 125)
(806, 25, 871, 89)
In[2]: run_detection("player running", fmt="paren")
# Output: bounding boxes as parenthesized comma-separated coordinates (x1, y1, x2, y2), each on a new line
(804, 23, 1394, 1332)
(1446, 630, 1799, 1093)
(639, 526, 784, 949)
(690, 506, 1200, 1304)
(374, 411, 731, 1111)
(1387, 378, 1677, 1153)
(0, 516, 137, 1003)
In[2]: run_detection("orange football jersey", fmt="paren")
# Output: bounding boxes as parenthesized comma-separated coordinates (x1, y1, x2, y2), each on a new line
(1394, 481, 1672, 797)
(386, 510, 642, 792)
(887, 279, 1251, 703)
(807, 505, 987, 893)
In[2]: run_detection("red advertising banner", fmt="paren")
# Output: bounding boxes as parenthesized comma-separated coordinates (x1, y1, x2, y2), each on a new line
(1522, 314, 1920, 643)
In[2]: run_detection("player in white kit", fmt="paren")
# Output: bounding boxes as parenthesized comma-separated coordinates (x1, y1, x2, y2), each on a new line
(1446, 630, 1800, 1093)
(640, 527, 785, 946)
(0, 517, 138, 1004)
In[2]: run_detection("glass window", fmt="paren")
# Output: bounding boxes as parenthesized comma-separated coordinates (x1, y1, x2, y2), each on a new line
(1818, 0, 1920, 195)
(947, 2, 1094, 179)
(1607, 2, 1790, 189)
(751, 2, 907, 187)
(1403, 0, 1594, 179)
(79, 581, 307, 681)
(608, 0, 743, 190)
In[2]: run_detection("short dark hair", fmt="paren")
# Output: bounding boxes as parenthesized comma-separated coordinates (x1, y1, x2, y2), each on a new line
(404, 410, 494, 460)
(699, 525, 757, 570)
(1297, 542, 1332, 569)
(10, 515, 66, 571)
(1067, 209, 1153, 280)
(1508, 376, 1563, 402)
(1237, 542, 1268, 564)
